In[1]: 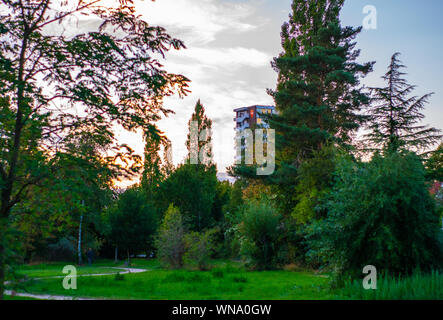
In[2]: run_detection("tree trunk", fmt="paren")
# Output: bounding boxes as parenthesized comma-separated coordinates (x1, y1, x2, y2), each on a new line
(114, 246, 118, 263)
(126, 250, 130, 266)
(0, 230, 4, 300)
(78, 214, 83, 265)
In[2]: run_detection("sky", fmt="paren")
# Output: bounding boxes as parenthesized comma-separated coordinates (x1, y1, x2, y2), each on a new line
(69, 0, 443, 185)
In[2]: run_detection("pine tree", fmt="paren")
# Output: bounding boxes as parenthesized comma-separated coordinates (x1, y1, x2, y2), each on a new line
(365, 53, 441, 154)
(185, 100, 213, 166)
(267, 0, 373, 213)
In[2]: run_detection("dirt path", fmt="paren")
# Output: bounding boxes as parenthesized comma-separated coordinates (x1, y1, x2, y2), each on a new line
(5, 267, 149, 300)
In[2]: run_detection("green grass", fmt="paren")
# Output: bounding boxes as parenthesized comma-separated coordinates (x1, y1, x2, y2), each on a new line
(338, 271, 443, 300)
(11, 260, 333, 300)
(10, 259, 442, 300)
(13, 261, 126, 278)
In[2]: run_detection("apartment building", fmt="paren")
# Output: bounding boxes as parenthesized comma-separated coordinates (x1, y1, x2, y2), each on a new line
(233, 105, 276, 132)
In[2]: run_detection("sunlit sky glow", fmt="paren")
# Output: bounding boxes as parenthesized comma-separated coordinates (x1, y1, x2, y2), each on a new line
(46, 0, 443, 186)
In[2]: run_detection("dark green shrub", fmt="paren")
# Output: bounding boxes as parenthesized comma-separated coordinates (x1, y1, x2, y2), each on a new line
(184, 228, 218, 270)
(308, 152, 443, 283)
(155, 205, 186, 269)
(114, 272, 125, 281)
(239, 199, 282, 270)
(46, 237, 76, 261)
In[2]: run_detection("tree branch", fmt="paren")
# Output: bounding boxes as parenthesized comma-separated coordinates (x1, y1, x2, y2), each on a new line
(35, 0, 103, 30)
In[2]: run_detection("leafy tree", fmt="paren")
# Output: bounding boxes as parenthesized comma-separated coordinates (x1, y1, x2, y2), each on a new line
(365, 53, 441, 154)
(185, 99, 213, 166)
(221, 179, 246, 257)
(308, 152, 442, 283)
(107, 188, 158, 265)
(426, 143, 443, 181)
(0, 0, 189, 298)
(141, 131, 164, 200)
(156, 163, 218, 231)
(155, 204, 186, 269)
(291, 144, 337, 224)
(211, 180, 231, 225)
(232, 0, 373, 216)
(10, 129, 116, 264)
(161, 138, 175, 178)
(239, 199, 282, 270)
(184, 228, 219, 270)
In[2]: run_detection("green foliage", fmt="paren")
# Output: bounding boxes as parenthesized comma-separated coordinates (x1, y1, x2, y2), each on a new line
(231, 275, 248, 283)
(239, 199, 282, 270)
(212, 181, 231, 224)
(157, 164, 218, 231)
(222, 180, 246, 258)
(211, 269, 225, 279)
(155, 205, 186, 269)
(141, 131, 165, 200)
(108, 188, 158, 260)
(339, 270, 443, 300)
(184, 228, 219, 270)
(263, 0, 373, 214)
(14, 259, 333, 300)
(46, 237, 76, 262)
(114, 272, 125, 281)
(426, 143, 443, 181)
(185, 100, 213, 165)
(0, 0, 189, 298)
(365, 53, 441, 154)
(292, 145, 337, 224)
(308, 152, 443, 282)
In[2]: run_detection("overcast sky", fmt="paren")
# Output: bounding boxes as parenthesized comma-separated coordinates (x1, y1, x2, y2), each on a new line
(109, 0, 443, 183)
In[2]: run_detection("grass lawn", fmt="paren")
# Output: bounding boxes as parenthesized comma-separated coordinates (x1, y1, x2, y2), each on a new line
(13, 261, 127, 278)
(9, 259, 442, 300)
(9, 259, 336, 300)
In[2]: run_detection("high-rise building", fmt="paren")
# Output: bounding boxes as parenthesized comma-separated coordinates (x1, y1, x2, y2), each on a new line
(233, 105, 276, 164)
(233, 105, 276, 132)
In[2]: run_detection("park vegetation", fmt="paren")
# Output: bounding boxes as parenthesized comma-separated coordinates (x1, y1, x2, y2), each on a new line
(1, 0, 443, 300)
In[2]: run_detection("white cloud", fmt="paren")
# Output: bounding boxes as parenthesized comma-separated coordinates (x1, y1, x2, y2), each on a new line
(167, 47, 272, 69)
(134, 0, 257, 45)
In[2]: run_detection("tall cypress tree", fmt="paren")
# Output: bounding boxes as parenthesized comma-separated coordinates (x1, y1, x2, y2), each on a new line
(185, 99, 213, 166)
(141, 131, 164, 200)
(365, 52, 441, 154)
(267, 0, 373, 213)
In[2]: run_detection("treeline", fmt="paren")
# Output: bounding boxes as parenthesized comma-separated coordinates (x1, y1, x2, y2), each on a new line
(230, 0, 443, 284)
(1, 0, 443, 299)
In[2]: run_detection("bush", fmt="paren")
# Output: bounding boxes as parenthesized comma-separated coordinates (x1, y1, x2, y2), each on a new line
(46, 237, 76, 261)
(155, 205, 186, 269)
(308, 152, 443, 283)
(114, 272, 125, 281)
(184, 228, 218, 270)
(239, 199, 282, 270)
(108, 187, 158, 264)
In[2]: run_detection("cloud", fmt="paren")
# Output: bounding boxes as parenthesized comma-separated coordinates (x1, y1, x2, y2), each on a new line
(167, 47, 272, 69)
(134, 0, 257, 45)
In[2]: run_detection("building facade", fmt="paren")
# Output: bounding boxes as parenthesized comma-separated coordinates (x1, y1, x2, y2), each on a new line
(233, 105, 276, 132)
